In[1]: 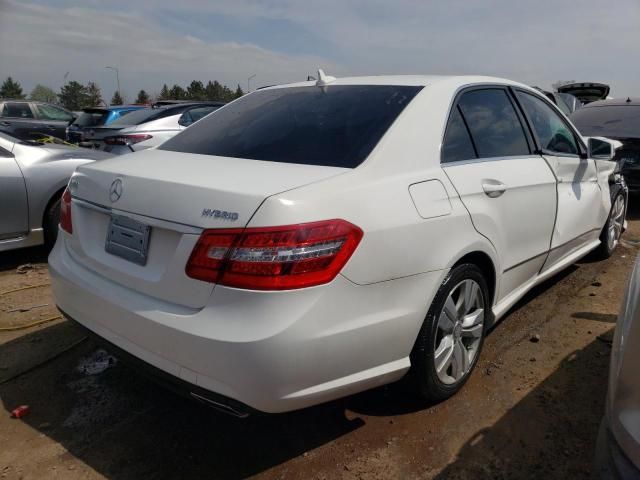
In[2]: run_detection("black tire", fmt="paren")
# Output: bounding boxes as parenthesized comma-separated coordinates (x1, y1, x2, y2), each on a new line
(595, 192, 626, 259)
(43, 197, 61, 250)
(410, 263, 489, 403)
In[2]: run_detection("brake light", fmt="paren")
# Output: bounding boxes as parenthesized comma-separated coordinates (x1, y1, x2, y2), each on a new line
(60, 187, 72, 234)
(104, 134, 152, 146)
(186, 219, 363, 290)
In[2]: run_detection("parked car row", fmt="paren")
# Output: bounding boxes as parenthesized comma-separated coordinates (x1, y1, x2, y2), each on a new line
(73, 102, 223, 154)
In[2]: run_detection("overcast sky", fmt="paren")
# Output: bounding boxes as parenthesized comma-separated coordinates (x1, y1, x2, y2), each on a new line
(1, 0, 639, 102)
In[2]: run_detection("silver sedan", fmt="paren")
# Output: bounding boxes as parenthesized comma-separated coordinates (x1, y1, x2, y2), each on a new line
(596, 255, 640, 478)
(0, 132, 112, 252)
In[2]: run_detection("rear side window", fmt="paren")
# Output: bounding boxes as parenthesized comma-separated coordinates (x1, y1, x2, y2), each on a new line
(74, 111, 109, 127)
(179, 106, 219, 127)
(516, 91, 579, 155)
(457, 89, 530, 158)
(109, 108, 161, 126)
(442, 107, 476, 163)
(1, 103, 34, 119)
(35, 104, 73, 122)
(160, 85, 422, 168)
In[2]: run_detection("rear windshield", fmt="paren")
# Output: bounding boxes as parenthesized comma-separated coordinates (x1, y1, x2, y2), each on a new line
(74, 111, 109, 127)
(160, 85, 422, 168)
(571, 105, 640, 138)
(109, 108, 160, 126)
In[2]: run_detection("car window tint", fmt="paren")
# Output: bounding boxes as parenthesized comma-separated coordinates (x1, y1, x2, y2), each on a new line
(180, 106, 219, 127)
(551, 93, 572, 116)
(442, 107, 476, 163)
(516, 91, 579, 155)
(36, 104, 73, 121)
(74, 111, 109, 127)
(109, 108, 158, 126)
(160, 85, 422, 168)
(571, 105, 640, 138)
(2, 103, 34, 119)
(457, 89, 530, 158)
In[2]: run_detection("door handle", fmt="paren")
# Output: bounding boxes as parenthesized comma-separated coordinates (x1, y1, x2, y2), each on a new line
(482, 181, 507, 198)
(0, 121, 10, 126)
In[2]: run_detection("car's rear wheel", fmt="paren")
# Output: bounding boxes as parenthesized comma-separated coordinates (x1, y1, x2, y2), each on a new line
(44, 197, 61, 250)
(411, 263, 488, 402)
(596, 192, 626, 259)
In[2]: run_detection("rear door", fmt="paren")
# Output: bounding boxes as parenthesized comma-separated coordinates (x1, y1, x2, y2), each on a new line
(442, 87, 557, 301)
(0, 102, 42, 139)
(514, 89, 603, 271)
(33, 103, 74, 139)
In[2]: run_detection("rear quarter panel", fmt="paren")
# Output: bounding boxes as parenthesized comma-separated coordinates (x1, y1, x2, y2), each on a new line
(247, 80, 499, 286)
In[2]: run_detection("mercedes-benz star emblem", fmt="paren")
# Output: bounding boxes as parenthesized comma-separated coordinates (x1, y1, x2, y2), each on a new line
(109, 178, 123, 202)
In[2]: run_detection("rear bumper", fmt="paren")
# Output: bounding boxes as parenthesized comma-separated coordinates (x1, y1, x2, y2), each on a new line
(49, 234, 443, 413)
(68, 315, 255, 417)
(595, 418, 640, 479)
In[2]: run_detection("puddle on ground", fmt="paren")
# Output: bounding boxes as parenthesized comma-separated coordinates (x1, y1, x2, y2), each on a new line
(76, 349, 117, 375)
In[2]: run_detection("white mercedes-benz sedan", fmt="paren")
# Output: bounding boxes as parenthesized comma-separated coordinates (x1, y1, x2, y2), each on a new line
(49, 73, 626, 416)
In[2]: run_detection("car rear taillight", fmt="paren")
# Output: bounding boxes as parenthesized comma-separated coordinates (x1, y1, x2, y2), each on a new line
(60, 187, 72, 234)
(186, 219, 363, 290)
(104, 134, 152, 146)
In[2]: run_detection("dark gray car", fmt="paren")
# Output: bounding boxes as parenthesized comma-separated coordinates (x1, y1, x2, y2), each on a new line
(0, 100, 76, 140)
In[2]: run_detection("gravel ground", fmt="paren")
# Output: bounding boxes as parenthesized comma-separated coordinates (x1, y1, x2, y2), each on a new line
(1, 203, 639, 480)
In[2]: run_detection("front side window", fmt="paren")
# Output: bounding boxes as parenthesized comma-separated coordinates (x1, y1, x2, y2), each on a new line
(457, 89, 530, 158)
(516, 91, 579, 155)
(442, 107, 476, 163)
(36, 104, 73, 121)
(160, 85, 422, 168)
(1, 103, 34, 119)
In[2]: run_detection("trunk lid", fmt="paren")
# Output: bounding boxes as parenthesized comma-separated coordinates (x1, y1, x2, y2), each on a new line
(67, 149, 348, 308)
(557, 82, 610, 104)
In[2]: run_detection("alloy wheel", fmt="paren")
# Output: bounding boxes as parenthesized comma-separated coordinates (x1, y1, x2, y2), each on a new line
(433, 279, 485, 385)
(607, 195, 625, 251)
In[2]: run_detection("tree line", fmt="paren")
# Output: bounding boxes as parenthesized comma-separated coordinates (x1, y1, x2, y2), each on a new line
(0, 77, 244, 111)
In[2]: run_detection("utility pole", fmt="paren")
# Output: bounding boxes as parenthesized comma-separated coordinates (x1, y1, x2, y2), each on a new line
(105, 66, 121, 96)
(247, 74, 256, 93)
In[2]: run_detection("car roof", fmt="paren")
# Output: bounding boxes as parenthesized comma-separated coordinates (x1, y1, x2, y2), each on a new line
(264, 74, 531, 90)
(581, 98, 640, 108)
(82, 106, 145, 113)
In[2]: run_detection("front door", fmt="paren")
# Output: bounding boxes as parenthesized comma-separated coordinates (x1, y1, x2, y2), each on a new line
(441, 87, 557, 302)
(0, 147, 28, 239)
(514, 90, 603, 271)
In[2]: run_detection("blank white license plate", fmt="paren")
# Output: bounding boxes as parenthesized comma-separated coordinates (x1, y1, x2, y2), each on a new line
(105, 215, 151, 265)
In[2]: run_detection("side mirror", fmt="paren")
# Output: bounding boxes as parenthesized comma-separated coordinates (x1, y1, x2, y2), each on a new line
(588, 137, 616, 161)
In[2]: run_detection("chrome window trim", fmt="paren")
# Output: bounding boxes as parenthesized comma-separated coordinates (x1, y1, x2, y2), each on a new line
(441, 154, 543, 167)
